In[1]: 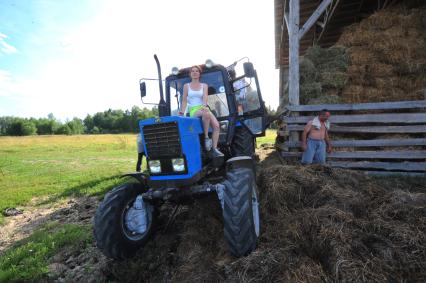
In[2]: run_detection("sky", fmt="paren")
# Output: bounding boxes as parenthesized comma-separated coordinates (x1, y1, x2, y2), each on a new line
(0, 0, 279, 121)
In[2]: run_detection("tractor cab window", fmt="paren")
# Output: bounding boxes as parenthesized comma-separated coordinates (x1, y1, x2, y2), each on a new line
(202, 72, 229, 118)
(231, 72, 261, 115)
(169, 79, 187, 115)
(167, 70, 230, 118)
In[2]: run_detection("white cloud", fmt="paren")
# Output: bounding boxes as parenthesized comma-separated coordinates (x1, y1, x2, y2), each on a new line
(0, 32, 18, 54)
(1, 0, 279, 120)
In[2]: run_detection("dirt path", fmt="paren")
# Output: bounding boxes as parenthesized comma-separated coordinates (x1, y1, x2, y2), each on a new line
(0, 197, 99, 254)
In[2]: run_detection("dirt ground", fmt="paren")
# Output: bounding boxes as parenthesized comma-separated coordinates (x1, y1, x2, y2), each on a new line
(1, 147, 425, 282)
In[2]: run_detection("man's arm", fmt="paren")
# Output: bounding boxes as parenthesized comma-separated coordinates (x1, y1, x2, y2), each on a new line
(301, 122, 311, 151)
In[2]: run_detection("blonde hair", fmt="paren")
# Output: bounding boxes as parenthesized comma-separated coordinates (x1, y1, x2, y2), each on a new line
(190, 65, 202, 74)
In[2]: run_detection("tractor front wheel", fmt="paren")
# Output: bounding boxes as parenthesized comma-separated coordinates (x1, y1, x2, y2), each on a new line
(222, 167, 260, 257)
(94, 183, 156, 260)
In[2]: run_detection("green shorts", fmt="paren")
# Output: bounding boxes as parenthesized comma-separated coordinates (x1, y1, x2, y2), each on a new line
(189, 105, 206, 117)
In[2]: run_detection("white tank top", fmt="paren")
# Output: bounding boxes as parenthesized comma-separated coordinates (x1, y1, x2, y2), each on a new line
(187, 83, 204, 107)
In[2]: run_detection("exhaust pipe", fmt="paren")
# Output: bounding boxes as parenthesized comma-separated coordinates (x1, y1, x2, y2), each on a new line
(154, 54, 168, 117)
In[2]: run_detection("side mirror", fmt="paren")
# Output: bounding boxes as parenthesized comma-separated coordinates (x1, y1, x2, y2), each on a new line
(243, 62, 255, 78)
(140, 82, 147, 98)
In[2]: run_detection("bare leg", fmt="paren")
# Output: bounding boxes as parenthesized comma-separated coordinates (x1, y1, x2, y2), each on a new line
(194, 109, 211, 138)
(209, 112, 220, 148)
(201, 109, 211, 138)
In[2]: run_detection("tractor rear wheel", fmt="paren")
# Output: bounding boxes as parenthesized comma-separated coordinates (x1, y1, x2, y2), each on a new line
(94, 183, 156, 260)
(231, 126, 255, 157)
(222, 167, 260, 257)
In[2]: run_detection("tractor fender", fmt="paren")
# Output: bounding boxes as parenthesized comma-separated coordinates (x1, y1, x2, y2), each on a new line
(226, 156, 255, 174)
(120, 172, 148, 186)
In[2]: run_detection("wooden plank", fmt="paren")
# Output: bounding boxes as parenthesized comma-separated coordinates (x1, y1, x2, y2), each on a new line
(288, 0, 300, 146)
(329, 161, 426, 172)
(288, 0, 300, 107)
(299, 0, 332, 40)
(286, 100, 426, 112)
(364, 171, 426, 177)
(281, 150, 426, 159)
(287, 124, 426, 133)
(283, 113, 426, 124)
(284, 138, 426, 148)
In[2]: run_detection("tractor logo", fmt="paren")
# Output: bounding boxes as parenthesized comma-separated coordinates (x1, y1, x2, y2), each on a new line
(155, 117, 161, 123)
(188, 125, 194, 133)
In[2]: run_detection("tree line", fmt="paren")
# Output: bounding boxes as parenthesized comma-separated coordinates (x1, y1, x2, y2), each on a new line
(0, 106, 158, 136)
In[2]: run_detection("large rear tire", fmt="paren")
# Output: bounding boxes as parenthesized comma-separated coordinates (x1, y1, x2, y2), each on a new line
(94, 183, 155, 260)
(231, 126, 255, 157)
(222, 167, 260, 257)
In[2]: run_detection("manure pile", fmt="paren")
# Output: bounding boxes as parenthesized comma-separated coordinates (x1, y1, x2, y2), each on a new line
(106, 163, 426, 282)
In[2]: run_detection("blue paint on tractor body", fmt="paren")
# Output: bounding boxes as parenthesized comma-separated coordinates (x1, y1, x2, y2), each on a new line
(139, 116, 203, 181)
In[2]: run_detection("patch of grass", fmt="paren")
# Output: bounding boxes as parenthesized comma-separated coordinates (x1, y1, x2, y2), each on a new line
(256, 129, 276, 147)
(0, 222, 92, 282)
(0, 134, 143, 224)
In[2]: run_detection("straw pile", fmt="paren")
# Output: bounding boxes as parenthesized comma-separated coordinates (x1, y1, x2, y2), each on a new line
(107, 164, 426, 282)
(229, 165, 426, 282)
(338, 5, 426, 103)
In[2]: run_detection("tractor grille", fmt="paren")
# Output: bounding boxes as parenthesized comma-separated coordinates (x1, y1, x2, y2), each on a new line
(143, 122, 182, 158)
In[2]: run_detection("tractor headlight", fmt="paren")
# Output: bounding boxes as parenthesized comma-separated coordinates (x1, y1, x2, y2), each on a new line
(172, 158, 185, 172)
(148, 160, 161, 174)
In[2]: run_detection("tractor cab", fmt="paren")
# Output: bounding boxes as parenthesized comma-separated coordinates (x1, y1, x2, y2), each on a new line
(138, 58, 267, 187)
(140, 58, 267, 143)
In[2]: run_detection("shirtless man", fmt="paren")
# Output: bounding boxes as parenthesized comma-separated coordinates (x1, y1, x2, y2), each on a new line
(301, 110, 332, 165)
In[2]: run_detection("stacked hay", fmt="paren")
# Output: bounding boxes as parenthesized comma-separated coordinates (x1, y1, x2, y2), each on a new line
(298, 46, 348, 105)
(338, 5, 426, 103)
(107, 164, 426, 283)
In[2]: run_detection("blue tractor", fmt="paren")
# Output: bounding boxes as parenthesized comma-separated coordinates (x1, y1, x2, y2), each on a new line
(94, 55, 268, 259)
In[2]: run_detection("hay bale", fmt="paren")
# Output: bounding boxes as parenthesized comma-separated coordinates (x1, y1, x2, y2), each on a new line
(305, 46, 348, 71)
(300, 57, 317, 84)
(368, 63, 395, 77)
(341, 85, 364, 103)
(360, 10, 401, 30)
(347, 47, 378, 65)
(319, 71, 348, 89)
(308, 95, 340, 105)
(394, 58, 426, 75)
(335, 4, 426, 103)
(373, 77, 400, 89)
(300, 82, 322, 104)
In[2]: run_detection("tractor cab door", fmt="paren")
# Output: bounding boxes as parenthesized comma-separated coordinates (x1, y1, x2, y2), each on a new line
(232, 62, 266, 137)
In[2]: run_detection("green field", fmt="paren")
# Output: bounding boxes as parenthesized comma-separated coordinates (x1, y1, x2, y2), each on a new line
(256, 129, 276, 146)
(0, 134, 143, 225)
(0, 130, 276, 224)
